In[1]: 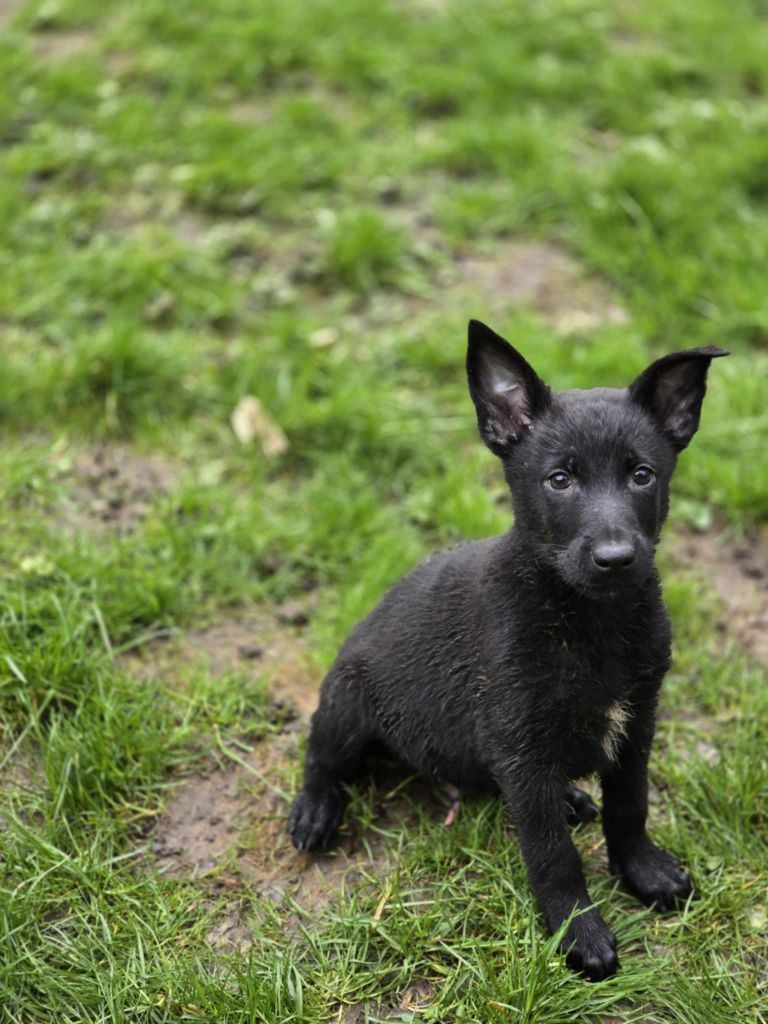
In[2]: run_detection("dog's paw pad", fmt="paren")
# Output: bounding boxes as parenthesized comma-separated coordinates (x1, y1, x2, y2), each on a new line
(288, 785, 346, 852)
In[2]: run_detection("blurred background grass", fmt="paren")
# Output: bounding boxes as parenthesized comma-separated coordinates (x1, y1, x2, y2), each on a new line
(2, 0, 767, 637)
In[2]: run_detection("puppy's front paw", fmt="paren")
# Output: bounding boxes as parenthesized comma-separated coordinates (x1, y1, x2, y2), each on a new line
(288, 784, 346, 852)
(559, 910, 619, 981)
(610, 840, 693, 912)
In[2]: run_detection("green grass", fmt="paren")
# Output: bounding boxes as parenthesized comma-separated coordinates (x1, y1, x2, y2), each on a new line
(1, 0, 767, 1020)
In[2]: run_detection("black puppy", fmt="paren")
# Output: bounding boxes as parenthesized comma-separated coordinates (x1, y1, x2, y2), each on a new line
(289, 319, 727, 980)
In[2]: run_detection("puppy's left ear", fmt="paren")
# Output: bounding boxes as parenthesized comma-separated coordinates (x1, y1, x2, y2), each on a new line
(467, 319, 552, 458)
(629, 346, 729, 452)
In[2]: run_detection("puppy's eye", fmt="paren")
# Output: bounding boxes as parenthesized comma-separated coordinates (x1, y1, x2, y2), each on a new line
(547, 470, 571, 491)
(631, 465, 655, 487)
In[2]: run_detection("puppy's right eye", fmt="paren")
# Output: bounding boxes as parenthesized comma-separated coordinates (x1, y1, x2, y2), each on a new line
(547, 470, 571, 491)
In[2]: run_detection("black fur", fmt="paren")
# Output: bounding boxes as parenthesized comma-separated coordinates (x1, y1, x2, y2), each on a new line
(288, 320, 728, 980)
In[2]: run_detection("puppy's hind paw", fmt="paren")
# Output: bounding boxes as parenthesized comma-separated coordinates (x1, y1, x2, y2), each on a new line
(288, 784, 346, 852)
(564, 785, 600, 827)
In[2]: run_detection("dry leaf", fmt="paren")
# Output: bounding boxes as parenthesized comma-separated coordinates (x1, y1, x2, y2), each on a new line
(19, 554, 56, 576)
(748, 907, 767, 932)
(230, 396, 288, 456)
(308, 326, 338, 349)
(143, 290, 176, 322)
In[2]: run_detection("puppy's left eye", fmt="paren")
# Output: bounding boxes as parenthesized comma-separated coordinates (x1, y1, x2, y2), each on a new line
(631, 465, 655, 486)
(547, 470, 571, 490)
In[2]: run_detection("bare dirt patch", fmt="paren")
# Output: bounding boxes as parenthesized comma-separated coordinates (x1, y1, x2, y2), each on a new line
(56, 445, 180, 533)
(0, 745, 41, 832)
(229, 99, 275, 127)
(34, 29, 94, 62)
(172, 210, 219, 245)
(456, 240, 629, 335)
(369, 185, 627, 335)
(341, 980, 438, 1022)
(0, 0, 20, 26)
(136, 607, 448, 933)
(150, 732, 294, 884)
(101, 192, 215, 246)
(230, 84, 357, 128)
(672, 527, 768, 665)
(124, 606, 320, 719)
(150, 729, 447, 933)
(101, 198, 268, 281)
(326, 191, 631, 338)
(186, 612, 320, 720)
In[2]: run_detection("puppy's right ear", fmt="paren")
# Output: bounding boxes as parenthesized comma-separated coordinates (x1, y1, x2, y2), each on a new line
(466, 319, 551, 457)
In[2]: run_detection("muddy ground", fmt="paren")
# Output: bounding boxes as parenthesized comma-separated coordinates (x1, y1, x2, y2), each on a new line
(55, 445, 180, 534)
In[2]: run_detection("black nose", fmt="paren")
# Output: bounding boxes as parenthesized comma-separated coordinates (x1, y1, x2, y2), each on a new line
(591, 540, 636, 570)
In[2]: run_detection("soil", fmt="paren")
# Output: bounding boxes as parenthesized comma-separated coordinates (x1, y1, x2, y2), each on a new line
(455, 239, 629, 335)
(34, 29, 93, 61)
(56, 446, 180, 534)
(0, 0, 19, 25)
(141, 608, 450, 937)
(369, 188, 629, 335)
(341, 980, 437, 1022)
(0, 748, 39, 832)
(150, 727, 447, 931)
(124, 607, 320, 719)
(671, 526, 768, 666)
(230, 85, 354, 127)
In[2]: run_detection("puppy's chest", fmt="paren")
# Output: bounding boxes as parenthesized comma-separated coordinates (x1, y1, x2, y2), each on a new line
(567, 694, 632, 767)
(519, 621, 642, 773)
(524, 617, 639, 689)
(600, 699, 632, 763)
(529, 684, 633, 779)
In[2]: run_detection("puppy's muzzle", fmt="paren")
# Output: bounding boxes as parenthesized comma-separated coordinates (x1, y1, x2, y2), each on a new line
(590, 539, 636, 571)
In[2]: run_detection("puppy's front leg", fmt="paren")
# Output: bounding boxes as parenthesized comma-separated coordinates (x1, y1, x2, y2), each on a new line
(601, 700, 693, 911)
(499, 773, 618, 980)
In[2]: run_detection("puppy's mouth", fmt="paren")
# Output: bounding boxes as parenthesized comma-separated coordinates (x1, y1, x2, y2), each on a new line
(555, 552, 648, 601)
(570, 577, 635, 601)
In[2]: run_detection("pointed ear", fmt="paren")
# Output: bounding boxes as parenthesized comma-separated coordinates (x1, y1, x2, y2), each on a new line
(629, 346, 729, 452)
(466, 320, 552, 457)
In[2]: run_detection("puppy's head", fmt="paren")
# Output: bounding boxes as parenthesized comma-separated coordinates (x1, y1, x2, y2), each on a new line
(467, 320, 728, 599)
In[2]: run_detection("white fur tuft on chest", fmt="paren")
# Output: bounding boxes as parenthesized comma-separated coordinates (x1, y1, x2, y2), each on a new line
(601, 701, 631, 764)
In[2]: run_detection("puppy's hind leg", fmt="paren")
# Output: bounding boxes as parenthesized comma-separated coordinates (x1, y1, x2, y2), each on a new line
(289, 661, 374, 852)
